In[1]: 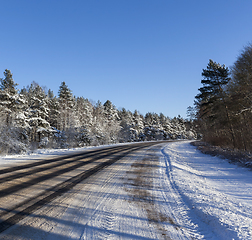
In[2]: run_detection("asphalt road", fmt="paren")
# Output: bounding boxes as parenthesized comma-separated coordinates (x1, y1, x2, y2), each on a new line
(0, 141, 168, 234)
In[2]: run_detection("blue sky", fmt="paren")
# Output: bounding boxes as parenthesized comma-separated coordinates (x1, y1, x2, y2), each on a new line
(1, 0, 252, 118)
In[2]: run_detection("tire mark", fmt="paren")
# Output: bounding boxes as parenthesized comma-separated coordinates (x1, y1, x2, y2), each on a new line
(0, 145, 128, 175)
(0, 146, 126, 184)
(0, 146, 137, 198)
(0, 142, 165, 234)
(125, 146, 175, 240)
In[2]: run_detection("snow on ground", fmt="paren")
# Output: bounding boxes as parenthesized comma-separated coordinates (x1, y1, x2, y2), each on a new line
(161, 141, 252, 239)
(0, 146, 90, 167)
(0, 143, 128, 167)
(0, 141, 252, 239)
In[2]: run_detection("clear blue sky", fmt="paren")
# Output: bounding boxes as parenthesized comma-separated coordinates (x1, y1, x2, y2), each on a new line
(1, 0, 252, 118)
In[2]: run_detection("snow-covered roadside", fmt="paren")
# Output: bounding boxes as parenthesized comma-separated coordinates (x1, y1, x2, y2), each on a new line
(0, 146, 90, 167)
(1, 141, 252, 239)
(0, 143, 133, 167)
(162, 141, 252, 239)
(0, 143, 177, 240)
(0, 141, 160, 168)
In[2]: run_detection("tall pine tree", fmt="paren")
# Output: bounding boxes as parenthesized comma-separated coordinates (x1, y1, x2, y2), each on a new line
(195, 60, 235, 147)
(0, 69, 24, 125)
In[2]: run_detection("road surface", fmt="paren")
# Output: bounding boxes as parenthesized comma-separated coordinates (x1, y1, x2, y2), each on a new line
(0, 141, 252, 239)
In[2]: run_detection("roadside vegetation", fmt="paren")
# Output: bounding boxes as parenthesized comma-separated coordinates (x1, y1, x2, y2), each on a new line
(190, 43, 252, 153)
(0, 72, 196, 154)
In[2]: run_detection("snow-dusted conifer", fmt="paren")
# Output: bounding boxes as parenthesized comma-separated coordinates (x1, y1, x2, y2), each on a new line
(103, 100, 120, 143)
(23, 82, 53, 147)
(57, 82, 78, 148)
(91, 100, 106, 145)
(143, 113, 164, 140)
(58, 81, 75, 132)
(132, 110, 144, 140)
(0, 69, 24, 125)
(103, 100, 119, 121)
(75, 97, 93, 146)
(47, 89, 59, 129)
(119, 108, 135, 142)
(0, 70, 28, 153)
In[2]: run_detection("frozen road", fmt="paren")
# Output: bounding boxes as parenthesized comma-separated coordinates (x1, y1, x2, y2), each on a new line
(0, 141, 252, 239)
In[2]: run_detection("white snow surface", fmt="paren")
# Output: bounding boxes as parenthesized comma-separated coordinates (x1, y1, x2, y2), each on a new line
(0, 141, 252, 239)
(0, 144, 123, 167)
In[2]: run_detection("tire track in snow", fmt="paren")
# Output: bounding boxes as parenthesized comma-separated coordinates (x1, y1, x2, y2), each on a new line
(80, 173, 119, 240)
(0, 142, 165, 234)
(0, 145, 130, 185)
(161, 142, 242, 239)
(0, 145, 129, 175)
(124, 145, 181, 240)
(160, 147, 204, 239)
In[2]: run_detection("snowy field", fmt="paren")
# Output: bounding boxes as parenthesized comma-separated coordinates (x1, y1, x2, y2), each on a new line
(0, 141, 252, 239)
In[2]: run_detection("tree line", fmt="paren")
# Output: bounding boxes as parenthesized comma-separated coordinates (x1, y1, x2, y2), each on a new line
(193, 43, 252, 152)
(0, 71, 196, 154)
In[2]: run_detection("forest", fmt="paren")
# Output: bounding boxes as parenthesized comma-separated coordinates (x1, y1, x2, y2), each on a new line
(193, 43, 252, 152)
(0, 73, 196, 154)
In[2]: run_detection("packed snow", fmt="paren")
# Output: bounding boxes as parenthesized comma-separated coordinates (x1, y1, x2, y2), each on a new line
(161, 141, 252, 239)
(0, 141, 252, 239)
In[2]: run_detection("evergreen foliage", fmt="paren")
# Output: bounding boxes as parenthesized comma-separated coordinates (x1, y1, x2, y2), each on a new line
(195, 60, 235, 147)
(0, 70, 28, 153)
(0, 69, 18, 95)
(0, 70, 196, 154)
(194, 43, 252, 151)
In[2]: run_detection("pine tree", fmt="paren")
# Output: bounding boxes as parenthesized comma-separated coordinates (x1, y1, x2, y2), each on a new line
(133, 110, 144, 140)
(76, 97, 93, 128)
(103, 100, 120, 144)
(47, 89, 59, 129)
(0, 69, 24, 125)
(57, 82, 79, 148)
(0, 69, 18, 95)
(58, 81, 75, 132)
(119, 108, 135, 142)
(159, 113, 171, 139)
(227, 43, 252, 150)
(0, 70, 28, 153)
(75, 97, 93, 146)
(103, 100, 119, 121)
(91, 100, 106, 145)
(22, 82, 52, 147)
(143, 113, 164, 140)
(195, 59, 235, 147)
